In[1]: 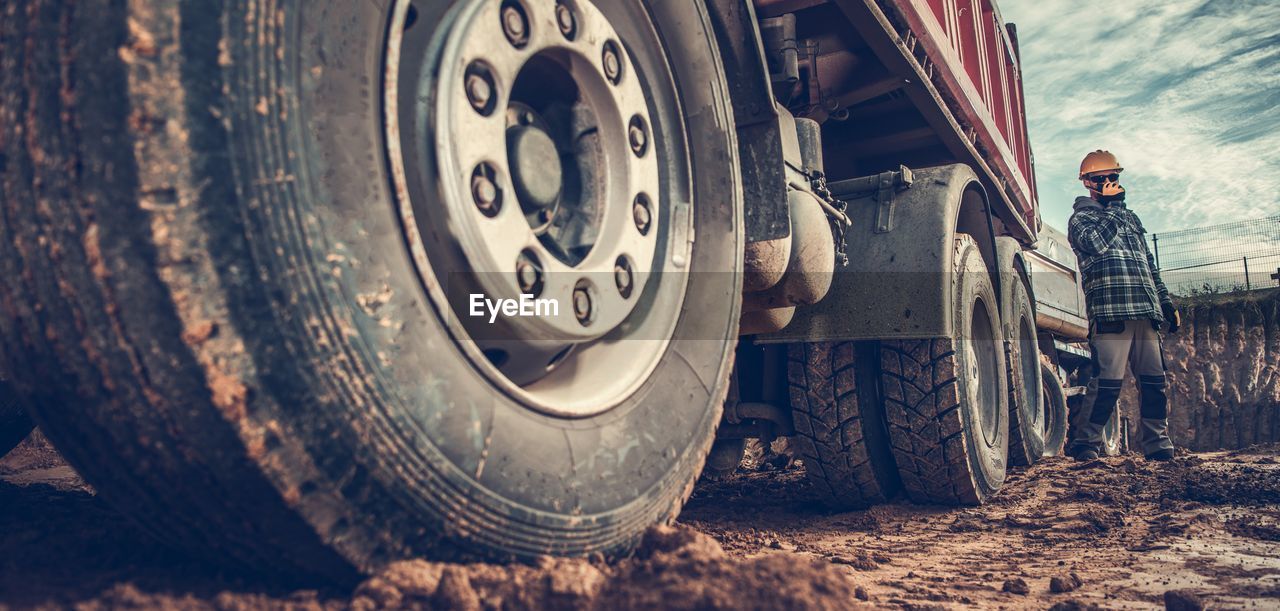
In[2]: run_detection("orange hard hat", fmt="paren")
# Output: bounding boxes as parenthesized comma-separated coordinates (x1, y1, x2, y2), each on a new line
(1079, 150, 1123, 178)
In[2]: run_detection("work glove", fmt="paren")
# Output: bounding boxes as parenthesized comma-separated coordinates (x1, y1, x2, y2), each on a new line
(1161, 302, 1180, 333)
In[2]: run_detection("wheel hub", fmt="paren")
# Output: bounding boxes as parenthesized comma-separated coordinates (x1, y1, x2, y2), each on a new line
(439, 0, 659, 341)
(385, 0, 687, 418)
(507, 123, 562, 211)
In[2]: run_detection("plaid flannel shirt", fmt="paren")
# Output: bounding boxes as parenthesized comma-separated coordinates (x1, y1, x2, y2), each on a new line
(1068, 197, 1172, 323)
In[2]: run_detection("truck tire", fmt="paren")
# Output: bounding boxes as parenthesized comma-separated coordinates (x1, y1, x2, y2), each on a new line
(1003, 272, 1046, 466)
(788, 341, 900, 508)
(0, 0, 741, 578)
(0, 379, 32, 458)
(1038, 362, 1069, 457)
(880, 235, 1008, 505)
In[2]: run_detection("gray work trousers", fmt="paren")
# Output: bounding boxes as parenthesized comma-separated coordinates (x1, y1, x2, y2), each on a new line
(1070, 318, 1174, 456)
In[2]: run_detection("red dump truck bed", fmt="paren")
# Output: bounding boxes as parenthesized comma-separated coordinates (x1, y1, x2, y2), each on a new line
(888, 0, 1039, 231)
(757, 0, 1040, 241)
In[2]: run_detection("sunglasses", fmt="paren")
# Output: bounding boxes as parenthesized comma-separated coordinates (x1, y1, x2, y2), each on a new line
(1089, 173, 1121, 184)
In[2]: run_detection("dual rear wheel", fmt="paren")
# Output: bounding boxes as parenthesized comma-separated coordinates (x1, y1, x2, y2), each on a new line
(792, 233, 1069, 507)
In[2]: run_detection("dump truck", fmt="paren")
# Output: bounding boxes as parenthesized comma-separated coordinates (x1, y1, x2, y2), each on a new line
(0, 0, 1089, 579)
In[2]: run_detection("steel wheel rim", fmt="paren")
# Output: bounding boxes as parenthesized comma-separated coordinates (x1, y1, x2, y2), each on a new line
(968, 297, 1001, 447)
(1018, 312, 1042, 434)
(385, 0, 690, 418)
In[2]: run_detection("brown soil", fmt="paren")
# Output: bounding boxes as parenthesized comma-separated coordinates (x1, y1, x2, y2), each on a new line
(2, 433, 1279, 609)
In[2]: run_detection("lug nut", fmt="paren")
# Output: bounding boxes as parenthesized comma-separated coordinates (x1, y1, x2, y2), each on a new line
(602, 41, 622, 84)
(472, 175, 497, 211)
(465, 65, 495, 115)
(614, 258, 633, 299)
(516, 251, 543, 295)
(501, 3, 529, 48)
(572, 285, 593, 325)
(555, 3, 576, 39)
(628, 116, 648, 157)
(632, 194, 651, 235)
(471, 164, 501, 216)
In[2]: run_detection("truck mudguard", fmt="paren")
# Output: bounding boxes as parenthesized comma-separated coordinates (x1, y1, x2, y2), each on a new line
(995, 235, 1033, 318)
(760, 163, 993, 342)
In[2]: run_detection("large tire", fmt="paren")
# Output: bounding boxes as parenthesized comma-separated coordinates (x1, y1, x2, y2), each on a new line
(0, 0, 741, 578)
(1003, 271, 1046, 466)
(1038, 362, 1069, 457)
(788, 341, 900, 508)
(0, 379, 33, 457)
(880, 235, 1008, 505)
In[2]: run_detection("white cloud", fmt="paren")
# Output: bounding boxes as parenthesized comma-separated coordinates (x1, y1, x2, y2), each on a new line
(1001, 0, 1280, 233)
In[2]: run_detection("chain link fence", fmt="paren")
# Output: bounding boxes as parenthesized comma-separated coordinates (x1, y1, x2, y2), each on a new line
(1152, 215, 1280, 296)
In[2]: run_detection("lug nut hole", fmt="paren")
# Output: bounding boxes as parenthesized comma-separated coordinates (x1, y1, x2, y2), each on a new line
(572, 280, 595, 326)
(628, 115, 649, 158)
(471, 162, 504, 217)
(614, 256, 634, 299)
(555, 1, 577, 40)
(602, 40, 623, 85)
(516, 249, 545, 297)
(632, 193, 652, 236)
(500, 0, 530, 49)
(464, 62, 498, 116)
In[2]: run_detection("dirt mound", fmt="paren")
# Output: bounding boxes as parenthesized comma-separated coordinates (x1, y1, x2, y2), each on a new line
(1166, 458, 1280, 505)
(344, 525, 860, 611)
(0, 436, 861, 610)
(4, 436, 1278, 609)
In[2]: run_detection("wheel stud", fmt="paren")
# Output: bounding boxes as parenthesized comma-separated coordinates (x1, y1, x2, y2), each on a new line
(555, 2, 576, 39)
(628, 116, 648, 157)
(516, 251, 543, 295)
(471, 163, 502, 216)
(614, 257, 633, 298)
(632, 194, 651, 235)
(465, 65, 495, 115)
(572, 285, 593, 325)
(501, 3, 529, 48)
(602, 41, 622, 84)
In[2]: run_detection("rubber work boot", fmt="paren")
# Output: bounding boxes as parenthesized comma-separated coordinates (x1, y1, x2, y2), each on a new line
(1140, 417, 1176, 461)
(1068, 421, 1105, 461)
(1071, 446, 1101, 462)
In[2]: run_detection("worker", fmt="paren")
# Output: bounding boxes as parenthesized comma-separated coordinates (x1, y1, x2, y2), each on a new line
(1066, 150, 1180, 462)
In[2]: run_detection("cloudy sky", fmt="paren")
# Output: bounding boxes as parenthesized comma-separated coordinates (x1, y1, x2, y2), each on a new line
(999, 0, 1280, 233)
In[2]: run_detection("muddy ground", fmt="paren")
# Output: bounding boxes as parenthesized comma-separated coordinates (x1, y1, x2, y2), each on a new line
(1, 434, 1278, 610)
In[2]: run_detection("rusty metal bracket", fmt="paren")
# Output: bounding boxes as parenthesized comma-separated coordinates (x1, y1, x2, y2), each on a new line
(874, 171, 897, 232)
(827, 165, 914, 233)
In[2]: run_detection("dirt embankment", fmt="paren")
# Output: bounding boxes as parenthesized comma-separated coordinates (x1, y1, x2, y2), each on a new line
(1121, 289, 1280, 450)
(3, 433, 1280, 609)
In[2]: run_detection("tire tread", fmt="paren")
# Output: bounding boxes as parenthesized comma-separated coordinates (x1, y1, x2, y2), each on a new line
(788, 341, 896, 508)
